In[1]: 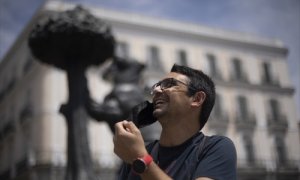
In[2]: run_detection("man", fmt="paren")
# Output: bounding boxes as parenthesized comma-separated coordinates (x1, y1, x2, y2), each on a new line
(113, 64, 237, 180)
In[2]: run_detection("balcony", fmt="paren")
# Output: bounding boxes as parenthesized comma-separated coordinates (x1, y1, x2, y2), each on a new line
(230, 72, 249, 84)
(238, 159, 300, 179)
(208, 111, 229, 129)
(235, 113, 256, 131)
(267, 114, 288, 133)
(261, 75, 280, 87)
(275, 159, 300, 173)
(208, 67, 224, 82)
(238, 158, 266, 172)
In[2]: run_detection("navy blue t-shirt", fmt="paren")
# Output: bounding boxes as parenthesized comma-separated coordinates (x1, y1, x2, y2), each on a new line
(117, 132, 237, 180)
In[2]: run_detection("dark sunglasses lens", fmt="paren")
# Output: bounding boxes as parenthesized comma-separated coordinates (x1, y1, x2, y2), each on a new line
(161, 78, 176, 89)
(151, 78, 179, 94)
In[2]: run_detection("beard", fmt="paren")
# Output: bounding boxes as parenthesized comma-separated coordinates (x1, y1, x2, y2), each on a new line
(153, 102, 168, 119)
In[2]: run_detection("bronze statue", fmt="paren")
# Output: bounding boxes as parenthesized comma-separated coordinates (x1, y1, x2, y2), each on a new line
(86, 57, 156, 132)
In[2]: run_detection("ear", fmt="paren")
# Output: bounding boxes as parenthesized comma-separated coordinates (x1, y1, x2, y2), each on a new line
(190, 91, 206, 107)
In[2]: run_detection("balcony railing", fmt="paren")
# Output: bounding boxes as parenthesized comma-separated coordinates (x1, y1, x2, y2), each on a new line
(261, 76, 280, 87)
(230, 72, 249, 84)
(209, 70, 223, 81)
(267, 114, 288, 133)
(238, 158, 300, 173)
(208, 111, 229, 129)
(235, 113, 256, 130)
(275, 159, 300, 172)
(238, 158, 266, 169)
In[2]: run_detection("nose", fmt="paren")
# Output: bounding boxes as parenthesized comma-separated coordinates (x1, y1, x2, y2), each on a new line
(151, 85, 163, 95)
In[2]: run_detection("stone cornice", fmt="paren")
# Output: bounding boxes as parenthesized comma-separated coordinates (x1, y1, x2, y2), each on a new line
(215, 79, 295, 95)
(45, 1, 288, 57)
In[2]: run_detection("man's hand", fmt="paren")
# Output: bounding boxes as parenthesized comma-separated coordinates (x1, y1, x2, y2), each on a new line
(113, 120, 148, 163)
(114, 121, 174, 180)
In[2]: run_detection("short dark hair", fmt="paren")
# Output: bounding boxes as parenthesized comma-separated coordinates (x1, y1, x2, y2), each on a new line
(171, 64, 215, 129)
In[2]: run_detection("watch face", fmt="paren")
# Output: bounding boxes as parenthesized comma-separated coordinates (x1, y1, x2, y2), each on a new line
(132, 159, 146, 174)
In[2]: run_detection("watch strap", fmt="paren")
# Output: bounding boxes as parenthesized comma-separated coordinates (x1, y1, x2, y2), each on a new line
(142, 154, 153, 166)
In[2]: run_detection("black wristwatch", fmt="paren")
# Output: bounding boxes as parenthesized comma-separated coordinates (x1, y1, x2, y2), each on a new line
(132, 154, 153, 174)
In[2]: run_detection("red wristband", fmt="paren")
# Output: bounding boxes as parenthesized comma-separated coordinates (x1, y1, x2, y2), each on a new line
(141, 154, 153, 165)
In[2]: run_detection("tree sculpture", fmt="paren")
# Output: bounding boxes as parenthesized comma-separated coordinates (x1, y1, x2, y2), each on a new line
(28, 6, 115, 180)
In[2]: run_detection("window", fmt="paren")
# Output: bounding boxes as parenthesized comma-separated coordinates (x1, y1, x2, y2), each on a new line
(237, 96, 249, 118)
(232, 58, 242, 79)
(262, 62, 272, 83)
(243, 135, 255, 164)
(177, 50, 188, 66)
(275, 136, 287, 165)
(231, 57, 248, 82)
(213, 93, 222, 116)
(269, 99, 280, 121)
(267, 98, 288, 130)
(207, 54, 217, 76)
(206, 53, 223, 80)
(147, 46, 162, 71)
(116, 42, 129, 59)
(262, 62, 279, 86)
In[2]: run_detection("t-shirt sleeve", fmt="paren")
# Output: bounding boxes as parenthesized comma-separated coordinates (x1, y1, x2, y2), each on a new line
(193, 136, 237, 180)
(117, 162, 131, 180)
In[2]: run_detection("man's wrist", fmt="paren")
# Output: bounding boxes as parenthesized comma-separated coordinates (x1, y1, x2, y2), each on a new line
(132, 154, 153, 174)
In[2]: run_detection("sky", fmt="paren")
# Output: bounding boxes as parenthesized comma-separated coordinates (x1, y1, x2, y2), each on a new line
(0, 0, 299, 115)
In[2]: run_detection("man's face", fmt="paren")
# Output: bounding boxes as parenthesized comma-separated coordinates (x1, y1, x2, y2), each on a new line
(151, 72, 192, 121)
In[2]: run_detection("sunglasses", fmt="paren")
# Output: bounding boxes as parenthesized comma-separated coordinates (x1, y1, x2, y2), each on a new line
(150, 78, 198, 95)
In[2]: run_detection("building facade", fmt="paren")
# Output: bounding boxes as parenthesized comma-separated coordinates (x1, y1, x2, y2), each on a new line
(0, 1, 299, 179)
